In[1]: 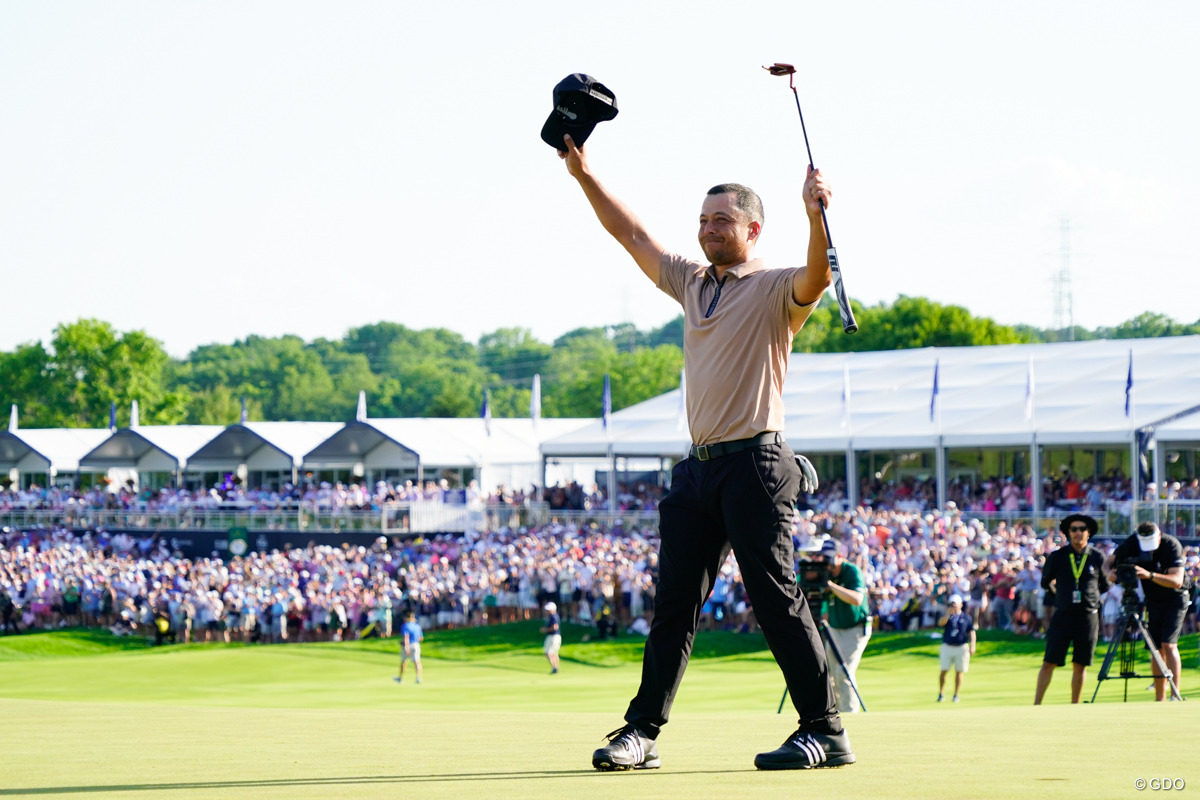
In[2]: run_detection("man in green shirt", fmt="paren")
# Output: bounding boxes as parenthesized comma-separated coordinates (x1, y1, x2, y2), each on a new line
(819, 539, 871, 712)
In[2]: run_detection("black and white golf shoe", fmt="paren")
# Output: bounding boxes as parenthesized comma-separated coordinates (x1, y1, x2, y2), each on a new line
(753, 728, 855, 770)
(592, 725, 661, 771)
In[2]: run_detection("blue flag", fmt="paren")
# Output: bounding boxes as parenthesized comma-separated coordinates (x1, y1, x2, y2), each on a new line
(1125, 350, 1133, 417)
(930, 359, 940, 422)
(109, 401, 117, 431)
(481, 389, 492, 436)
(240, 396, 248, 424)
(602, 374, 612, 431)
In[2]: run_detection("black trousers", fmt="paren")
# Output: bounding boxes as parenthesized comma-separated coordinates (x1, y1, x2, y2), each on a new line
(624, 439, 839, 738)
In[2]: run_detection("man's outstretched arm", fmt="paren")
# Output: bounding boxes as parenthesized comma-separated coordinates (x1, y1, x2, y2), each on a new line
(792, 165, 834, 306)
(558, 135, 665, 284)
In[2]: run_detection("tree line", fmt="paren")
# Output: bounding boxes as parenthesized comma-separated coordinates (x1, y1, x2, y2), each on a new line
(2, 299, 1196, 429)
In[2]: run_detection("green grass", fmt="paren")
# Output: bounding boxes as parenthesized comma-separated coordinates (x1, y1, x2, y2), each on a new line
(0, 625, 1197, 799)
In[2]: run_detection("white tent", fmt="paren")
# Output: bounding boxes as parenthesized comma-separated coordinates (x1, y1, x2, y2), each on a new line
(0, 428, 112, 486)
(185, 421, 346, 483)
(303, 417, 591, 490)
(541, 336, 1200, 508)
(78, 425, 227, 486)
(546, 337, 1200, 454)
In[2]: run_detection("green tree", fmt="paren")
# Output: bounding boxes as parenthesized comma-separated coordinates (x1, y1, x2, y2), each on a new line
(809, 296, 1031, 352)
(309, 339, 380, 419)
(184, 385, 265, 425)
(0, 342, 61, 427)
(376, 357, 491, 417)
(485, 384, 534, 418)
(343, 322, 473, 374)
(478, 328, 552, 383)
(544, 344, 683, 417)
(790, 295, 842, 353)
(647, 315, 684, 349)
(177, 335, 337, 421)
(46, 320, 186, 427)
(1100, 311, 1200, 340)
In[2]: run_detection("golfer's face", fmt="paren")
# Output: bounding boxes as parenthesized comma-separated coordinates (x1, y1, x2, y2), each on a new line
(698, 193, 754, 266)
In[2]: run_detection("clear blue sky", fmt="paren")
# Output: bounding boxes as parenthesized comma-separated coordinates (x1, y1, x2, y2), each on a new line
(2, 1, 1197, 356)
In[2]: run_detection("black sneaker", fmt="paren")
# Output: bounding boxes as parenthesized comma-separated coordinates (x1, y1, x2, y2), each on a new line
(754, 728, 855, 770)
(592, 725, 661, 771)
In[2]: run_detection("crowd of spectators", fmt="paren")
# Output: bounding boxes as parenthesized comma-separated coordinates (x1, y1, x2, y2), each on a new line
(5, 468, 1196, 522)
(3, 499, 1197, 646)
(0, 477, 625, 517)
(0, 522, 659, 644)
(2, 478, 496, 514)
(808, 471, 1200, 517)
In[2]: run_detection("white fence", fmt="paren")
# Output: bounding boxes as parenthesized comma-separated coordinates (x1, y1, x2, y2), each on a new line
(4, 501, 1197, 540)
(0, 501, 542, 535)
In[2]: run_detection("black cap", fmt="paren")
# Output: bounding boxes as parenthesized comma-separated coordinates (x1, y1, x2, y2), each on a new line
(1059, 514, 1097, 536)
(540, 73, 618, 150)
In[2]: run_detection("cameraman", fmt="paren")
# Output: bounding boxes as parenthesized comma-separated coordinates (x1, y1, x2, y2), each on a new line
(1034, 514, 1108, 705)
(819, 539, 870, 713)
(1103, 521, 1188, 701)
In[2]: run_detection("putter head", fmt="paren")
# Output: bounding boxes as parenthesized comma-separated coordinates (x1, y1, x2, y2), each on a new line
(764, 63, 796, 77)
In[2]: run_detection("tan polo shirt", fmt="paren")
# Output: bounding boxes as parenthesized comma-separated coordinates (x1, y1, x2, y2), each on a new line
(657, 252, 817, 446)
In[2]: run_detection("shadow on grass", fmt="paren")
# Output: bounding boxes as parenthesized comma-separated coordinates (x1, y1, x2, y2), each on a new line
(7, 623, 1192, 671)
(0, 627, 155, 661)
(0, 768, 753, 794)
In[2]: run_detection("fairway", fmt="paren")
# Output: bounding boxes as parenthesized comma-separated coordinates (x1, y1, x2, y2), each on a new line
(1, 625, 1196, 799)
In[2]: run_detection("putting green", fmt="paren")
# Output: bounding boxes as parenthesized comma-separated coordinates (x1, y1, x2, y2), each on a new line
(0, 626, 1195, 799)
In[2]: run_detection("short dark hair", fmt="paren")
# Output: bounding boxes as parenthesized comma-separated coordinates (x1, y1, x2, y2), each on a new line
(707, 183, 763, 226)
(1137, 521, 1160, 537)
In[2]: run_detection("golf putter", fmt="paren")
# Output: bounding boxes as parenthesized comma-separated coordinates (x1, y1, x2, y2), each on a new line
(765, 62, 858, 334)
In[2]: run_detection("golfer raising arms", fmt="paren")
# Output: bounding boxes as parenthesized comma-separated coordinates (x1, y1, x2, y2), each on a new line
(557, 134, 853, 771)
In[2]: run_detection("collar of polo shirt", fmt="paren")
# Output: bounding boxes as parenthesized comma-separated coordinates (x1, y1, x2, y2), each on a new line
(704, 258, 766, 281)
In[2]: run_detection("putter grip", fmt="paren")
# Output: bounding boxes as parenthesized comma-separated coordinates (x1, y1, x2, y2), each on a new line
(827, 248, 857, 334)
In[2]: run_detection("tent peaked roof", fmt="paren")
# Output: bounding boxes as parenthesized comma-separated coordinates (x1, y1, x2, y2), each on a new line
(304, 417, 592, 470)
(187, 421, 346, 471)
(0, 428, 112, 473)
(78, 425, 225, 471)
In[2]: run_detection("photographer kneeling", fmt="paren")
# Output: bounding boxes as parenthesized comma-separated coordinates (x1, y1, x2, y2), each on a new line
(1103, 521, 1188, 701)
(818, 539, 871, 713)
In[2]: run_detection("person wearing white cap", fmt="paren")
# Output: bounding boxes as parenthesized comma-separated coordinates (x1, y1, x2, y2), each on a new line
(937, 595, 976, 702)
(1104, 521, 1188, 701)
(541, 602, 561, 674)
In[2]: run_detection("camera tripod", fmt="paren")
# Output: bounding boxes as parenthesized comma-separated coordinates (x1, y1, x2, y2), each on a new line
(1089, 601, 1182, 703)
(778, 619, 868, 713)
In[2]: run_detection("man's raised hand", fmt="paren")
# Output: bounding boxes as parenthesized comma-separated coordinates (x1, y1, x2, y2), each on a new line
(558, 134, 587, 178)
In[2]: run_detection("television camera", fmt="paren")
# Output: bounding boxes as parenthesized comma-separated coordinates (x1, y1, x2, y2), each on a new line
(1114, 558, 1144, 613)
(797, 552, 832, 605)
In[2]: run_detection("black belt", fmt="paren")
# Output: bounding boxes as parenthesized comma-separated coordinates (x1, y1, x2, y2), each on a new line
(689, 431, 781, 462)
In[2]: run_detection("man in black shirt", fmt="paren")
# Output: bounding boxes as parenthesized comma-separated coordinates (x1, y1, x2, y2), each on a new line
(1104, 521, 1188, 701)
(1034, 514, 1108, 704)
